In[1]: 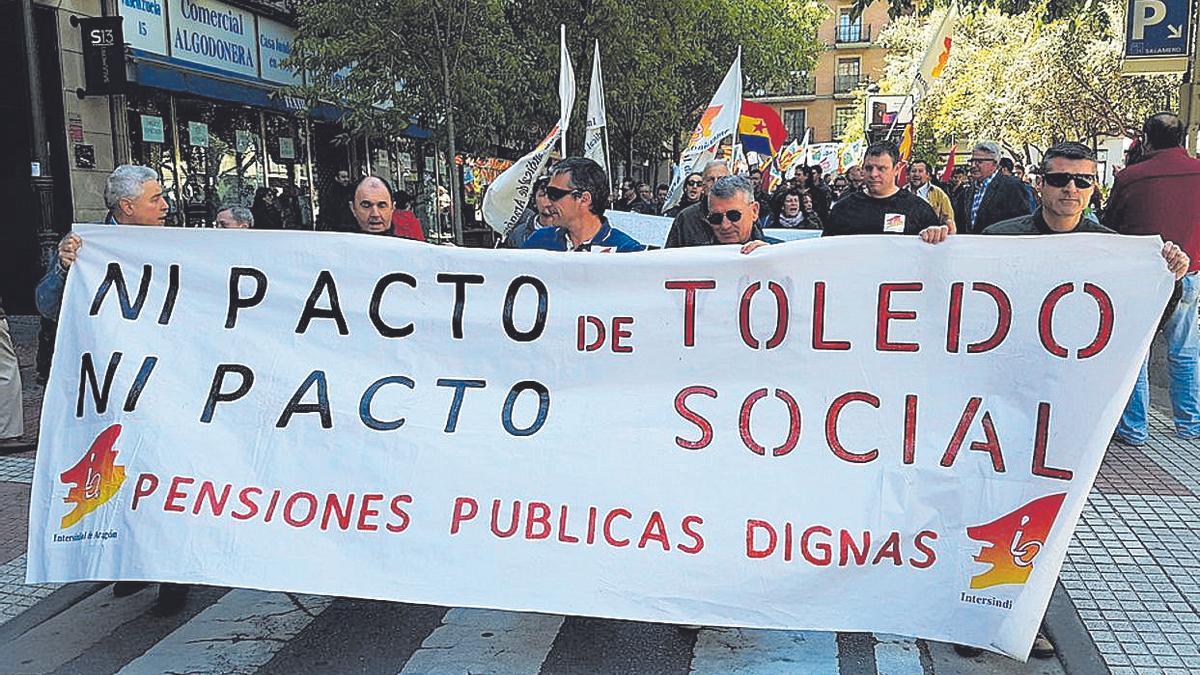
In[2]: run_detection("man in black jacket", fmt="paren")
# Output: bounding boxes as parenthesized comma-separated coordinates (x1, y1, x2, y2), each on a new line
(958, 142, 1032, 233)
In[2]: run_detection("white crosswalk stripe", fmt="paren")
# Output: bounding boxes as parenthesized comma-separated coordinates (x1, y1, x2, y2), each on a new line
(689, 627, 840, 675)
(115, 589, 332, 675)
(398, 608, 565, 675)
(874, 633, 925, 675)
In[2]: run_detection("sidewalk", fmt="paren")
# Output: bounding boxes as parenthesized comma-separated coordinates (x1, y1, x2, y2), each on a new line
(1, 315, 1198, 673)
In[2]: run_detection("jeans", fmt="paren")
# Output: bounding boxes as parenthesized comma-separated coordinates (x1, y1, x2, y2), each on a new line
(1117, 273, 1200, 442)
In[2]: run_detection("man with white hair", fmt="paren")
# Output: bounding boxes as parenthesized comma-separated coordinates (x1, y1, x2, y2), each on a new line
(957, 141, 1032, 233)
(34, 164, 188, 614)
(215, 205, 254, 228)
(36, 164, 169, 320)
(665, 160, 732, 248)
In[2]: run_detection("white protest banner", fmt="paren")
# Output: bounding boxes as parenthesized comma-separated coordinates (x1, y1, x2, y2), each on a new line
(605, 210, 675, 248)
(29, 226, 1172, 659)
(663, 50, 742, 210)
(583, 40, 609, 176)
(481, 125, 561, 234)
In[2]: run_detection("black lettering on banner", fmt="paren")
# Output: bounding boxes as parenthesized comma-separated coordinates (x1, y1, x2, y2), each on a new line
(76, 352, 122, 418)
(200, 364, 255, 423)
(296, 271, 349, 335)
(436, 273, 485, 339)
(277, 370, 332, 429)
(89, 263, 152, 320)
(370, 273, 417, 338)
(502, 380, 550, 436)
(122, 356, 159, 412)
(226, 267, 267, 329)
(503, 276, 548, 342)
(157, 264, 181, 325)
(436, 378, 487, 433)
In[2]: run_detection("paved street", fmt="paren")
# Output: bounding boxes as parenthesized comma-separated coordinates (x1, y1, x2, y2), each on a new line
(2, 315, 1197, 674)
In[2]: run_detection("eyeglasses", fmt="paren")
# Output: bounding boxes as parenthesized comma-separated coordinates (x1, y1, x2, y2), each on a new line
(1042, 172, 1095, 189)
(544, 185, 582, 201)
(967, 158, 995, 164)
(685, 180, 703, 187)
(706, 209, 743, 225)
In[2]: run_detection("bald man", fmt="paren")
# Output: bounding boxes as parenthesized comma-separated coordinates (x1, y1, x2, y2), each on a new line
(350, 176, 396, 235)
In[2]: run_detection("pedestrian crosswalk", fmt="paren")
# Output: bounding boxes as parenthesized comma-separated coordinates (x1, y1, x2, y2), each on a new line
(0, 581, 936, 675)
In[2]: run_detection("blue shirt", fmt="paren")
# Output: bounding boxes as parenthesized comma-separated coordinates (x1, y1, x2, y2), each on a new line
(521, 217, 644, 252)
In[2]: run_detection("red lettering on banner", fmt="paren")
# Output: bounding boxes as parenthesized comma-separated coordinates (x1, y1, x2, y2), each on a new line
(1039, 283, 1073, 358)
(604, 508, 632, 547)
(946, 282, 964, 353)
(802, 526, 833, 565)
(872, 532, 904, 565)
(746, 519, 777, 558)
(491, 499, 520, 537)
(739, 282, 789, 349)
(911, 530, 938, 568)
(940, 397, 982, 468)
(163, 476, 194, 513)
(638, 511, 671, 550)
(739, 388, 801, 457)
(876, 283, 922, 352)
(450, 496, 478, 534)
(665, 280, 716, 347)
(1079, 283, 1114, 359)
(826, 392, 881, 463)
(231, 487, 261, 520)
(386, 494, 412, 533)
(967, 283, 1012, 353)
(283, 491, 318, 527)
(321, 493, 355, 531)
(557, 505, 580, 544)
(263, 489, 282, 523)
(1032, 402, 1073, 480)
(903, 394, 918, 464)
(358, 493, 382, 531)
(131, 473, 159, 510)
(193, 481, 231, 516)
(674, 386, 717, 450)
(678, 515, 705, 554)
(812, 282, 851, 350)
(526, 501, 552, 540)
(577, 316, 605, 351)
(612, 317, 634, 353)
(840, 530, 871, 566)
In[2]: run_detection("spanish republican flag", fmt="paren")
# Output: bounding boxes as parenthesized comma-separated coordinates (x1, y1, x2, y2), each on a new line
(738, 100, 787, 157)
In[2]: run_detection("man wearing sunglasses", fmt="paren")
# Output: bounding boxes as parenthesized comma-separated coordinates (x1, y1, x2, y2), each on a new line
(920, 141, 1189, 660)
(665, 160, 731, 247)
(521, 157, 644, 252)
(823, 141, 940, 237)
(663, 171, 704, 218)
(1105, 113, 1200, 445)
(956, 141, 1033, 233)
(702, 175, 780, 254)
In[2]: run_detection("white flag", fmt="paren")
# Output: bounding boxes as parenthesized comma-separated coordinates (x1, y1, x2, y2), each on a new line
(583, 40, 608, 174)
(890, 7, 959, 136)
(559, 25, 576, 157)
(482, 125, 561, 234)
(663, 49, 743, 210)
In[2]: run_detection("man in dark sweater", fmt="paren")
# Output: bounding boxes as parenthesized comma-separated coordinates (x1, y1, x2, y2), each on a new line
(919, 141, 1189, 661)
(823, 141, 940, 237)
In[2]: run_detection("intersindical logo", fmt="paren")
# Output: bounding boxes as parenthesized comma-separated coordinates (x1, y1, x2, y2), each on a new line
(60, 424, 128, 529)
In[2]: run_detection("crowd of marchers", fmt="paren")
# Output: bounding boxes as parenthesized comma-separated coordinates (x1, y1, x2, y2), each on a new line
(1, 113, 1198, 660)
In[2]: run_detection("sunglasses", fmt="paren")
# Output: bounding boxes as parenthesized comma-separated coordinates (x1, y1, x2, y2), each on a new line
(706, 210, 743, 225)
(685, 180, 704, 187)
(1042, 172, 1095, 189)
(544, 185, 582, 201)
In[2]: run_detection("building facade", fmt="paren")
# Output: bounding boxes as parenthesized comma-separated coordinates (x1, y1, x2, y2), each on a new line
(749, 0, 892, 146)
(0, 0, 434, 313)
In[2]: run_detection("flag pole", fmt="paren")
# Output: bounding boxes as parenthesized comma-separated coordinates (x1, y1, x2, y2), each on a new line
(560, 24, 569, 158)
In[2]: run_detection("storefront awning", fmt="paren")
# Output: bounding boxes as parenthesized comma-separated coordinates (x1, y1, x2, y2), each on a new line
(128, 51, 431, 139)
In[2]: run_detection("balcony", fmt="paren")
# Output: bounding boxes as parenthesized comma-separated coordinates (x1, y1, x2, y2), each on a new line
(750, 76, 816, 99)
(834, 74, 869, 94)
(835, 24, 872, 44)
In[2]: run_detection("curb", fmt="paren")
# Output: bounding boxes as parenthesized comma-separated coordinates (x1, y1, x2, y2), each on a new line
(1044, 581, 1111, 675)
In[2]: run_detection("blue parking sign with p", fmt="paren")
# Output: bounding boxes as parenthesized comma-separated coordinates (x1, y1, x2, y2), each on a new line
(1126, 0, 1191, 57)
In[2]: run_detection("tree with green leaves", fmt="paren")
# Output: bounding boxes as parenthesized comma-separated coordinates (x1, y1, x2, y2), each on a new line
(875, 2, 1178, 162)
(291, 0, 829, 235)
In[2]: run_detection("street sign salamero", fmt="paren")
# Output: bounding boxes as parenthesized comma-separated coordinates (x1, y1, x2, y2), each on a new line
(78, 16, 129, 94)
(1123, 0, 1193, 74)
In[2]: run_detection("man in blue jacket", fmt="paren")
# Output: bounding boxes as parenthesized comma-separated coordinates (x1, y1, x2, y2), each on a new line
(522, 157, 644, 252)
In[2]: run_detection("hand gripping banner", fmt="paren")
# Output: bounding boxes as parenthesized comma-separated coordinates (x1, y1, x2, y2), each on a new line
(28, 226, 1172, 659)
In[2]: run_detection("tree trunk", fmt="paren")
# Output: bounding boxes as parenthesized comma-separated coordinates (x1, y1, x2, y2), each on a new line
(434, 9, 465, 245)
